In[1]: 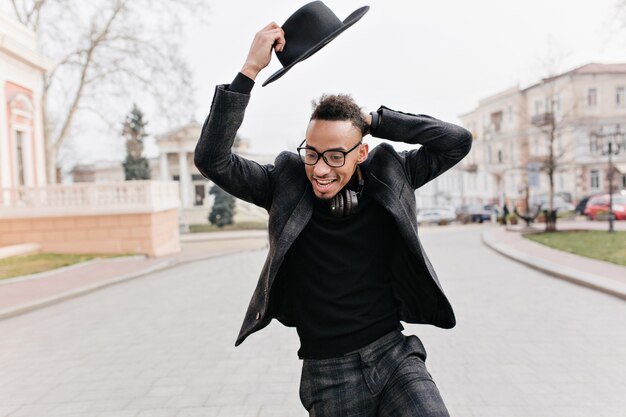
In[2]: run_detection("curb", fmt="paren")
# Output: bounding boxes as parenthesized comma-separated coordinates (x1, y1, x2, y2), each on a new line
(482, 230, 626, 301)
(0, 247, 265, 321)
(180, 230, 268, 243)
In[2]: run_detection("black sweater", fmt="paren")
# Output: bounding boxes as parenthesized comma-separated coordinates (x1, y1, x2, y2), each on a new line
(283, 173, 401, 359)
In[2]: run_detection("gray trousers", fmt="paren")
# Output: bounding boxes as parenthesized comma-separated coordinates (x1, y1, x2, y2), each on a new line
(299, 330, 450, 417)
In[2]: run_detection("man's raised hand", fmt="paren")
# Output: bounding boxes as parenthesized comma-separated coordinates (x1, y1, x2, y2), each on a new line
(241, 22, 286, 81)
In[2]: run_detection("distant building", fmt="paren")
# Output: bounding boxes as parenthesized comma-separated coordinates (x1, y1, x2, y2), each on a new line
(421, 63, 626, 210)
(72, 123, 277, 225)
(0, 11, 52, 192)
(0, 13, 179, 256)
(156, 122, 275, 224)
(72, 159, 160, 183)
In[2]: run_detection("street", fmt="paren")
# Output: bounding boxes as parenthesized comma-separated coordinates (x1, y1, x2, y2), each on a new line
(0, 225, 625, 417)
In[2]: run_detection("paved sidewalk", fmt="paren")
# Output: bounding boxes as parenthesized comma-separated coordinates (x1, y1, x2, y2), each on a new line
(0, 230, 269, 320)
(483, 219, 626, 300)
(2, 225, 625, 417)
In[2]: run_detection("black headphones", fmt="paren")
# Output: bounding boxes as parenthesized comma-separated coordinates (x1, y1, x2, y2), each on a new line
(329, 166, 364, 218)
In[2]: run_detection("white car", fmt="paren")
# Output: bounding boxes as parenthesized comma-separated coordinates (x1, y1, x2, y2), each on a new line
(529, 195, 575, 213)
(417, 207, 456, 225)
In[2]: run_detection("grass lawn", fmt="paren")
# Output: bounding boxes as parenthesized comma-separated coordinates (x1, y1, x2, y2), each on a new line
(0, 253, 124, 281)
(188, 221, 268, 233)
(524, 230, 626, 266)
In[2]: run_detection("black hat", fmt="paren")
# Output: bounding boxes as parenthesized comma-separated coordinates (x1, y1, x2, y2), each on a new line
(262, 1, 369, 87)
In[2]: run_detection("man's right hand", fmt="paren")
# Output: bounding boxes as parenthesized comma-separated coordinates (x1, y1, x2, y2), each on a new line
(241, 22, 286, 81)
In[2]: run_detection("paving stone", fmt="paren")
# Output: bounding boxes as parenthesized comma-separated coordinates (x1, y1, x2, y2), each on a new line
(1, 230, 625, 417)
(175, 407, 220, 417)
(0, 407, 19, 417)
(97, 412, 139, 417)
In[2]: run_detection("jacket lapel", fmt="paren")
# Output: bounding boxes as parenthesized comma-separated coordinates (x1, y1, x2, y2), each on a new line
(367, 171, 421, 253)
(271, 183, 314, 275)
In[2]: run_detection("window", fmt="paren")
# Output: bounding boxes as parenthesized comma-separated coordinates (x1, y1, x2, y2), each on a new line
(15, 131, 25, 186)
(534, 100, 542, 115)
(622, 174, 626, 189)
(617, 87, 625, 106)
(507, 106, 513, 122)
(194, 185, 205, 206)
(497, 149, 503, 163)
(487, 144, 493, 163)
(490, 111, 503, 132)
(587, 88, 597, 107)
(554, 93, 561, 112)
(590, 169, 600, 189)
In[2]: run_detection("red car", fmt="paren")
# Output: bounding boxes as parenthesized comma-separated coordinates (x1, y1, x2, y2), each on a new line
(584, 194, 626, 220)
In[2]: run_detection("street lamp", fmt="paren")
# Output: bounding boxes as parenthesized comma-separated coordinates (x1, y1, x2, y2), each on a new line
(598, 127, 622, 233)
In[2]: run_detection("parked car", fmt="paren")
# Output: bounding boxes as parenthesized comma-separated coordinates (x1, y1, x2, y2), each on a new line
(456, 205, 492, 223)
(417, 207, 456, 225)
(529, 194, 575, 213)
(584, 194, 626, 220)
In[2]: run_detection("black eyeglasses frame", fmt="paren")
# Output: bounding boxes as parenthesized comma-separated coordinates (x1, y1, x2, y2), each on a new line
(297, 139, 362, 168)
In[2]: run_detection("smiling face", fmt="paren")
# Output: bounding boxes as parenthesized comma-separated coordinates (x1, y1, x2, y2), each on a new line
(304, 119, 369, 200)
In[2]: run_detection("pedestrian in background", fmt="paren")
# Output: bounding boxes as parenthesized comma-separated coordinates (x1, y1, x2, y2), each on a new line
(502, 203, 510, 225)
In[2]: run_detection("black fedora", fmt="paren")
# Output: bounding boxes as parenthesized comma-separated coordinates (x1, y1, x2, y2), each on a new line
(262, 1, 369, 87)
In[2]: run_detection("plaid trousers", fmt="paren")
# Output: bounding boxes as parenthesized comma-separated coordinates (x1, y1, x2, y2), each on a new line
(299, 330, 450, 417)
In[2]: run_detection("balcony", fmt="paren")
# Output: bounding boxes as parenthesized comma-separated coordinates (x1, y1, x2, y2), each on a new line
(0, 181, 180, 218)
(531, 112, 554, 127)
(463, 163, 478, 173)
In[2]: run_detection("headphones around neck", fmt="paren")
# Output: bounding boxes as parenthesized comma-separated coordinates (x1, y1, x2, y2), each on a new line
(329, 165, 364, 218)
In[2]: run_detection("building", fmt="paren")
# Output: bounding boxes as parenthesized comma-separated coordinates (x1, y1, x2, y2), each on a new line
(72, 123, 277, 226)
(425, 63, 626, 211)
(156, 123, 275, 225)
(72, 159, 161, 183)
(0, 11, 51, 193)
(1, 12, 181, 257)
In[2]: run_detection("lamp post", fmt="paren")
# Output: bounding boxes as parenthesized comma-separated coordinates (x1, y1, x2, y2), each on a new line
(607, 142, 615, 233)
(598, 129, 622, 232)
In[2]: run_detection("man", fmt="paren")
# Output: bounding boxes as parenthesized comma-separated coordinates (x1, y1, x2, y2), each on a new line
(195, 22, 472, 417)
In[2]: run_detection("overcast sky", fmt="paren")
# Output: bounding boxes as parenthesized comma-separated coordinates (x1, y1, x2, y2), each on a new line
(181, 0, 625, 156)
(5, 0, 624, 165)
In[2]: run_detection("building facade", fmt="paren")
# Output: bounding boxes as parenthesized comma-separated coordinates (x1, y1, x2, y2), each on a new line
(0, 11, 51, 195)
(424, 63, 626, 211)
(72, 123, 277, 225)
(156, 123, 275, 224)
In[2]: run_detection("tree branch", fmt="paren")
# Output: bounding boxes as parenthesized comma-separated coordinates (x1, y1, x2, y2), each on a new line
(51, 1, 127, 153)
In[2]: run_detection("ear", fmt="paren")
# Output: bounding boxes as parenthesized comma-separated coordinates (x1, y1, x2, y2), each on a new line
(357, 143, 369, 163)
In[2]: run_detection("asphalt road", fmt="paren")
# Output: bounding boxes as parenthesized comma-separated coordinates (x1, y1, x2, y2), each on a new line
(0, 225, 624, 417)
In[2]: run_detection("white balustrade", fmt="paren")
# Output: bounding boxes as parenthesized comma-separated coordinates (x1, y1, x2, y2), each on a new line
(0, 181, 180, 218)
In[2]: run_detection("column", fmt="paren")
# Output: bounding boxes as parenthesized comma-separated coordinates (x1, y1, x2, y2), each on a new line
(178, 151, 190, 207)
(160, 152, 169, 181)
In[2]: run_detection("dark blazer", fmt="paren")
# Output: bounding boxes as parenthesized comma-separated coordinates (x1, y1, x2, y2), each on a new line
(195, 85, 473, 346)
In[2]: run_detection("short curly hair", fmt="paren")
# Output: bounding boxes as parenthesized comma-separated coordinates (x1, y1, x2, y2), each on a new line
(310, 94, 368, 136)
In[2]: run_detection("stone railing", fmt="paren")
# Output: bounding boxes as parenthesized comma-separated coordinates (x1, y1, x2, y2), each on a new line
(0, 181, 180, 218)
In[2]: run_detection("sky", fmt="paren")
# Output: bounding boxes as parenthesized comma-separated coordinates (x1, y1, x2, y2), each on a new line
(4, 0, 625, 165)
(180, 0, 625, 156)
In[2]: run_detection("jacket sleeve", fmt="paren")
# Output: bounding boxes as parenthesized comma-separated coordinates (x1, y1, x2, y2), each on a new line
(194, 85, 277, 211)
(370, 106, 473, 190)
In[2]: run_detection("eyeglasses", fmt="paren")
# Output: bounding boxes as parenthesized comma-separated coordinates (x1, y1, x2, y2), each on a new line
(297, 139, 362, 168)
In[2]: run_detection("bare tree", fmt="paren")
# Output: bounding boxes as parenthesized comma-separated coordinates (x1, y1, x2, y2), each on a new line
(529, 75, 579, 232)
(8, 0, 207, 183)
